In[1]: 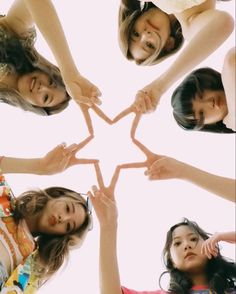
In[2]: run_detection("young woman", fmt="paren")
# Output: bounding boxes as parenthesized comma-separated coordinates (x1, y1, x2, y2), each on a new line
(0, 143, 95, 293)
(171, 47, 235, 133)
(89, 166, 236, 294)
(0, 0, 101, 115)
(118, 0, 234, 114)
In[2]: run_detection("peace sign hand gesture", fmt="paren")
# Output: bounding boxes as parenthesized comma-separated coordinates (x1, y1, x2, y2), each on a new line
(88, 163, 121, 229)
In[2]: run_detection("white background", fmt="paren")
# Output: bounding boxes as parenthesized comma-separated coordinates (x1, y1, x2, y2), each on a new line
(0, 1, 235, 293)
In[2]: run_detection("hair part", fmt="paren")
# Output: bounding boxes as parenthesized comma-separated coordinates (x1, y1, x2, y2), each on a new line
(171, 67, 235, 133)
(159, 218, 236, 294)
(118, 3, 184, 66)
(14, 187, 92, 282)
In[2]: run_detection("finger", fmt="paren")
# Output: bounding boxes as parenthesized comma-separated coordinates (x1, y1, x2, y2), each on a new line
(131, 113, 142, 139)
(91, 96, 102, 106)
(92, 105, 113, 124)
(65, 143, 79, 153)
(132, 138, 153, 158)
(94, 162, 105, 188)
(109, 166, 121, 193)
(144, 94, 153, 112)
(119, 162, 147, 169)
(91, 87, 102, 97)
(77, 95, 93, 107)
(112, 106, 134, 123)
(76, 135, 94, 150)
(80, 105, 94, 136)
(75, 158, 99, 164)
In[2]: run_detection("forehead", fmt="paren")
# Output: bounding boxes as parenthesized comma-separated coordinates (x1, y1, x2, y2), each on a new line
(171, 225, 197, 239)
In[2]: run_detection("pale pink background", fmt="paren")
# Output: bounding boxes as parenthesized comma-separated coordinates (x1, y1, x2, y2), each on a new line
(0, 0, 235, 293)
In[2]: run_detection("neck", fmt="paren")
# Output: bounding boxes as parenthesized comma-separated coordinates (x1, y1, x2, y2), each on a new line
(24, 213, 40, 237)
(188, 272, 208, 286)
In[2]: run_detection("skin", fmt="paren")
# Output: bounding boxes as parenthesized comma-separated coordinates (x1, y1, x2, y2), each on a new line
(192, 89, 228, 125)
(0, 0, 101, 107)
(170, 225, 208, 284)
(0, 135, 98, 175)
(17, 70, 67, 108)
(122, 0, 234, 114)
(26, 196, 87, 235)
(129, 8, 171, 62)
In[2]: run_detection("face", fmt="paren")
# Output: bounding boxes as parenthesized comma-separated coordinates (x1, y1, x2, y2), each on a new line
(36, 197, 86, 235)
(192, 90, 228, 125)
(17, 70, 67, 108)
(129, 8, 171, 63)
(169, 225, 208, 274)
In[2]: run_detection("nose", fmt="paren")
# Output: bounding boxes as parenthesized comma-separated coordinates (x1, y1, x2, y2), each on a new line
(184, 242, 192, 250)
(140, 31, 153, 43)
(58, 214, 70, 223)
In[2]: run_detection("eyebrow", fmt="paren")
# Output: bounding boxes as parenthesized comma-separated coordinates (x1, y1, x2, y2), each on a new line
(173, 232, 196, 240)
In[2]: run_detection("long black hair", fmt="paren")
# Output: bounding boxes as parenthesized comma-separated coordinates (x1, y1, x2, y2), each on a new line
(160, 218, 236, 294)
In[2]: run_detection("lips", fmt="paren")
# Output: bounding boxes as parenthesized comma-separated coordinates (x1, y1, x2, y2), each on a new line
(185, 252, 196, 259)
(30, 77, 36, 92)
(48, 215, 57, 226)
(147, 20, 158, 31)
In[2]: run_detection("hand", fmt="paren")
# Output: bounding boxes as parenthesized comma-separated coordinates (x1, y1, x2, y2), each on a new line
(64, 73, 102, 107)
(88, 163, 121, 228)
(201, 233, 220, 259)
(39, 136, 98, 175)
(132, 81, 162, 114)
(145, 156, 186, 180)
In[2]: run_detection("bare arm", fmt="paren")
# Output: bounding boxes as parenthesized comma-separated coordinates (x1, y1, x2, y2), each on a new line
(134, 9, 234, 112)
(147, 157, 236, 203)
(0, 138, 98, 175)
(89, 164, 122, 294)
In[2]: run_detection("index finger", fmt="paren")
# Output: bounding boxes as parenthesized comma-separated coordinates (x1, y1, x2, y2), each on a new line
(94, 162, 105, 189)
(80, 105, 94, 136)
(113, 106, 134, 123)
(109, 165, 121, 193)
(131, 113, 142, 139)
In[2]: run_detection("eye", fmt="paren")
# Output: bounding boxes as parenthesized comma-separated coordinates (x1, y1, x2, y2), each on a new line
(66, 204, 70, 213)
(66, 222, 71, 232)
(49, 78, 54, 86)
(132, 31, 140, 38)
(190, 237, 198, 242)
(173, 241, 181, 247)
(44, 94, 49, 103)
(146, 42, 155, 50)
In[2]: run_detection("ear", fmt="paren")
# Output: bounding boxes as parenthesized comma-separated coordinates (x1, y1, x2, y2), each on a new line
(164, 36, 175, 53)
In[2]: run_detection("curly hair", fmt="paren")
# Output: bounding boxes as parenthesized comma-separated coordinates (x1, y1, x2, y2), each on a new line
(13, 187, 92, 282)
(160, 218, 236, 294)
(171, 67, 235, 133)
(118, 1, 184, 66)
(0, 24, 71, 115)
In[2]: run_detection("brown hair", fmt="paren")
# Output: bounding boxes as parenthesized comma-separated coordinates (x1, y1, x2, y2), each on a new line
(14, 187, 92, 282)
(118, 2, 184, 66)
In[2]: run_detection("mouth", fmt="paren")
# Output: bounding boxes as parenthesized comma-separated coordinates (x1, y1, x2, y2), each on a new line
(185, 252, 196, 259)
(48, 215, 57, 226)
(147, 20, 159, 31)
(30, 77, 36, 92)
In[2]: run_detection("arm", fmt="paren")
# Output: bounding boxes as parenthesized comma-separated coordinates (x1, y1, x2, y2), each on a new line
(3, 0, 101, 106)
(88, 164, 122, 294)
(146, 157, 236, 203)
(0, 138, 98, 175)
(134, 9, 234, 112)
(221, 47, 236, 129)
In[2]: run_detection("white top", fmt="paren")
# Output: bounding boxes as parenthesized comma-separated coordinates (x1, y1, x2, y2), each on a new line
(150, 0, 207, 14)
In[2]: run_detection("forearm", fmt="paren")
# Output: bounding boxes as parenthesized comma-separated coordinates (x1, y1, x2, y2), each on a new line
(216, 231, 236, 243)
(154, 11, 234, 93)
(0, 156, 42, 175)
(23, 0, 79, 77)
(180, 163, 236, 202)
(99, 226, 122, 294)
